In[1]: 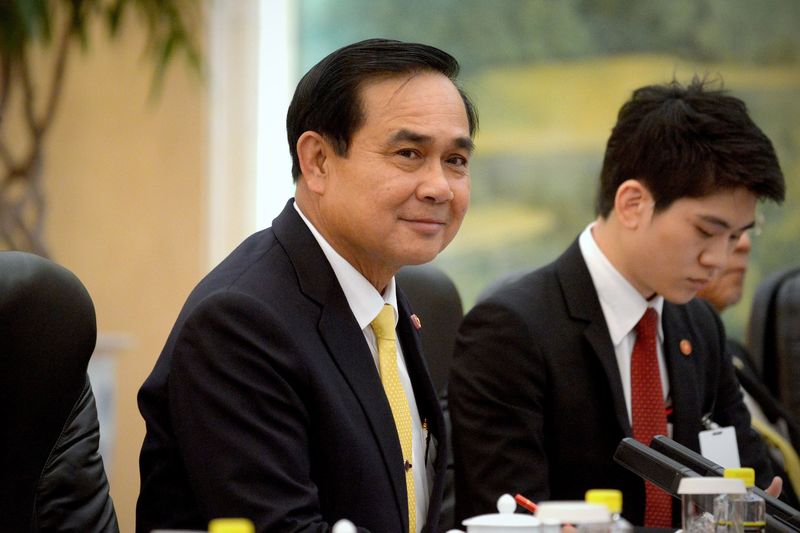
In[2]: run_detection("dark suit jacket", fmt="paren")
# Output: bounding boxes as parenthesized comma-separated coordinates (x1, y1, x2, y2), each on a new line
(449, 239, 772, 526)
(137, 200, 447, 533)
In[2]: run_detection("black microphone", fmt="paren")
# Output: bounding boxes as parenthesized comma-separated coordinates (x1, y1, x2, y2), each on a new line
(613, 437, 700, 496)
(651, 435, 800, 530)
(614, 437, 800, 532)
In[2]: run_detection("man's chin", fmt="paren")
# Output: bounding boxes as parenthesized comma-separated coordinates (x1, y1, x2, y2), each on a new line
(395, 238, 452, 266)
(723, 290, 744, 309)
(662, 288, 698, 306)
(402, 255, 438, 267)
(399, 248, 442, 267)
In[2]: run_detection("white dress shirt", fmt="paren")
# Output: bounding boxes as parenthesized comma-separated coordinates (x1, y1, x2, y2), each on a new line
(578, 223, 670, 427)
(294, 202, 429, 531)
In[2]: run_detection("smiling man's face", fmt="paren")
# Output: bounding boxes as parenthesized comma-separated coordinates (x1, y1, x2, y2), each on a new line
(314, 71, 473, 285)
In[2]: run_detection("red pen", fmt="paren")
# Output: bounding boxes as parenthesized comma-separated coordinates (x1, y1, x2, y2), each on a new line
(514, 493, 538, 514)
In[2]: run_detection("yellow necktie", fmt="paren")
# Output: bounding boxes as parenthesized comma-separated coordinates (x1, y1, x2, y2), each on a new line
(371, 304, 416, 533)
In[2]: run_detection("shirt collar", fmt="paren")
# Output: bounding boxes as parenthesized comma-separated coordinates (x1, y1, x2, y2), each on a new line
(294, 201, 398, 329)
(578, 222, 664, 345)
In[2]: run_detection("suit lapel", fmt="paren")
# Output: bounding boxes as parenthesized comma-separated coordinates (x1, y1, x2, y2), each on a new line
(553, 238, 705, 444)
(396, 291, 448, 530)
(318, 296, 408, 527)
(556, 240, 632, 436)
(272, 200, 408, 530)
(396, 292, 442, 440)
(661, 303, 700, 445)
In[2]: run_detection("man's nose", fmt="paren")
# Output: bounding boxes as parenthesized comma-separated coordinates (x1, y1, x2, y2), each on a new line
(699, 237, 729, 273)
(417, 162, 454, 203)
(735, 231, 752, 255)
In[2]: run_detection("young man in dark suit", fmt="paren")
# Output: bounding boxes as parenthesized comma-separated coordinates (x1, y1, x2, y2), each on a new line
(449, 78, 784, 527)
(137, 39, 477, 533)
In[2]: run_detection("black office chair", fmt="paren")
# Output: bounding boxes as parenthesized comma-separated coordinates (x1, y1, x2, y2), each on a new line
(396, 263, 464, 531)
(0, 251, 119, 532)
(743, 266, 800, 503)
(396, 263, 464, 396)
(475, 269, 529, 304)
(748, 265, 800, 425)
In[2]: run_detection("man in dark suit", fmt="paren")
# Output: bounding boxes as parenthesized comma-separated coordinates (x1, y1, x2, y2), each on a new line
(698, 232, 800, 506)
(137, 39, 477, 533)
(449, 78, 784, 527)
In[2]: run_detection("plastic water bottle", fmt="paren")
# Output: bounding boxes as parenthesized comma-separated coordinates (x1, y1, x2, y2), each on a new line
(715, 468, 766, 533)
(585, 489, 633, 533)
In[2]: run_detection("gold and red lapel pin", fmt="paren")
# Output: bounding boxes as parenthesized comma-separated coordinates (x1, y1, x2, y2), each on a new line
(679, 339, 692, 356)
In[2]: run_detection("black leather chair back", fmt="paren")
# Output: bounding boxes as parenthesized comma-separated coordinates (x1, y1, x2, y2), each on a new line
(0, 251, 118, 532)
(748, 265, 800, 423)
(397, 263, 464, 395)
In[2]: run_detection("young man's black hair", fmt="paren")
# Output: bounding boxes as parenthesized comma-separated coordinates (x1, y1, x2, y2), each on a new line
(597, 77, 784, 217)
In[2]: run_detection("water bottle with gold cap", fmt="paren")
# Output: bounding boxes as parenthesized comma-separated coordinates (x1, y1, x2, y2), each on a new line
(208, 518, 255, 533)
(715, 468, 765, 533)
(585, 489, 632, 533)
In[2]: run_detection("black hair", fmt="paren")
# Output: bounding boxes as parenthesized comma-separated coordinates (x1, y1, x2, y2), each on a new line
(286, 38, 478, 182)
(596, 77, 785, 217)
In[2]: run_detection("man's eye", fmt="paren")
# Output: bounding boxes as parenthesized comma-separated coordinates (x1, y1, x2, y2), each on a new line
(396, 149, 418, 159)
(447, 155, 468, 167)
(696, 226, 713, 238)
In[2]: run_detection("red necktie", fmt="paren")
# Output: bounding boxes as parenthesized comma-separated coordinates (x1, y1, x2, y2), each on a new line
(631, 307, 672, 527)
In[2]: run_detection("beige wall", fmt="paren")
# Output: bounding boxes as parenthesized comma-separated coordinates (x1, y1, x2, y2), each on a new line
(40, 17, 209, 532)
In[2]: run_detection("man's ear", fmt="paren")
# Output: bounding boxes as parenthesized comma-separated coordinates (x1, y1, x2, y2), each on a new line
(296, 131, 331, 194)
(614, 179, 653, 229)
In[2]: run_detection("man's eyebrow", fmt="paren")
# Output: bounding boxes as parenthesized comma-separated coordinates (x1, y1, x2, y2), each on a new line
(698, 214, 755, 232)
(389, 129, 432, 145)
(455, 136, 475, 154)
(388, 129, 475, 154)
